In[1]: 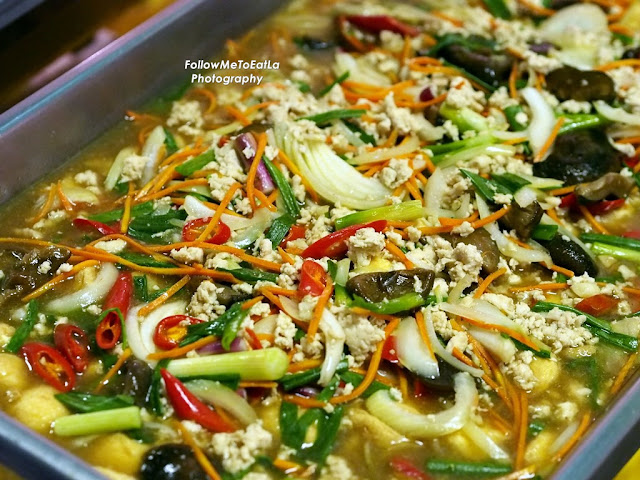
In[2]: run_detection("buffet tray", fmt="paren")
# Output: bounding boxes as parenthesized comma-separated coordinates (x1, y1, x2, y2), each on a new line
(0, 0, 638, 478)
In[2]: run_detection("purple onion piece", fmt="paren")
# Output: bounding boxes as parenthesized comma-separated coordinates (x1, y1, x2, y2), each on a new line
(236, 388, 248, 399)
(294, 386, 321, 397)
(419, 87, 434, 102)
(529, 42, 554, 55)
(196, 337, 247, 355)
(235, 133, 275, 194)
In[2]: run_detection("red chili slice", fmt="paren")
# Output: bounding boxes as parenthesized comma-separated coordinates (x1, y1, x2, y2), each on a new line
(54, 324, 90, 373)
(182, 217, 231, 244)
(299, 260, 327, 297)
(381, 335, 399, 364)
(154, 315, 203, 350)
(72, 218, 119, 235)
(302, 220, 387, 259)
(587, 198, 625, 215)
(623, 230, 640, 239)
(280, 224, 306, 247)
(96, 311, 122, 350)
(20, 342, 75, 392)
(576, 294, 619, 316)
(389, 457, 432, 480)
(345, 15, 420, 37)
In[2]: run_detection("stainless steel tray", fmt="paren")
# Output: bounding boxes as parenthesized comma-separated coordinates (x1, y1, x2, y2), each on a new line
(0, 0, 638, 478)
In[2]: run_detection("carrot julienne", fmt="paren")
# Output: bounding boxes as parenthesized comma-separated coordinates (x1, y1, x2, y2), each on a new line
(94, 348, 132, 393)
(138, 275, 191, 317)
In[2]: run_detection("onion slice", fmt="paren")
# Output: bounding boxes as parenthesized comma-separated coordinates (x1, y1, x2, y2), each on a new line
(594, 101, 640, 127)
(46, 263, 119, 314)
(318, 308, 345, 386)
(186, 379, 258, 426)
(394, 317, 439, 379)
(521, 88, 555, 161)
(366, 372, 478, 438)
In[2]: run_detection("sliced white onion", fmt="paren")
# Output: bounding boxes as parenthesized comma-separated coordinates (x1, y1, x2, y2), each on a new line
(514, 186, 538, 208)
(350, 136, 421, 165)
(394, 317, 439, 379)
(477, 194, 552, 265)
(46, 263, 119, 314)
(278, 125, 391, 210)
(231, 207, 276, 248)
(279, 296, 302, 320)
(105, 146, 135, 190)
(448, 274, 475, 304)
(334, 52, 391, 87)
(186, 379, 257, 426)
(253, 314, 278, 335)
(467, 326, 517, 364)
(126, 300, 187, 365)
(318, 308, 345, 386)
(549, 419, 580, 456)
(424, 308, 484, 377)
(540, 3, 608, 45)
(436, 144, 516, 169)
(521, 88, 555, 161)
(60, 178, 99, 205)
(183, 194, 265, 232)
(462, 422, 510, 461)
(594, 101, 640, 127)
(423, 167, 455, 218)
(141, 126, 166, 184)
(366, 372, 478, 438)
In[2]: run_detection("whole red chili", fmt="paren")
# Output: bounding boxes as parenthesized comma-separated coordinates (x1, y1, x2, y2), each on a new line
(54, 324, 90, 373)
(20, 342, 75, 392)
(161, 369, 235, 432)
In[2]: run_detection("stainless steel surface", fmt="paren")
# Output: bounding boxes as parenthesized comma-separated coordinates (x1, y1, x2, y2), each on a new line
(0, 411, 109, 480)
(0, 0, 46, 30)
(0, 0, 280, 478)
(0, 0, 638, 478)
(550, 370, 640, 480)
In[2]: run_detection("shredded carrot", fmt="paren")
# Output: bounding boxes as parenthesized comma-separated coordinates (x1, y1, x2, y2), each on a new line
(278, 246, 295, 265)
(516, 390, 528, 469)
(471, 207, 510, 229)
(287, 359, 323, 373)
(254, 189, 277, 212)
(190, 87, 217, 114)
(138, 275, 191, 317)
(548, 185, 576, 196)
(22, 260, 99, 301)
(260, 285, 298, 297)
(94, 348, 132, 393)
(147, 335, 217, 360)
(385, 240, 414, 269)
(534, 117, 565, 163)
(120, 182, 134, 234)
(272, 458, 306, 475)
(224, 105, 251, 126)
(474, 267, 507, 298)
(175, 421, 222, 480)
(578, 205, 610, 235)
(545, 263, 575, 278)
(238, 381, 278, 389)
(246, 133, 267, 209)
(594, 58, 640, 71)
(32, 185, 57, 223)
(431, 10, 464, 27)
(282, 394, 327, 408)
(610, 353, 637, 395)
(517, 0, 555, 16)
(494, 466, 537, 480)
(622, 286, 640, 296)
(508, 61, 519, 99)
(462, 317, 540, 351)
(552, 412, 591, 461)
(245, 327, 263, 350)
(415, 311, 436, 361)
(330, 317, 400, 404)
(546, 207, 563, 225)
(257, 290, 286, 316)
(56, 181, 74, 212)
(158, 145, 208, 169)
(439, 211, 479, 226)
(398, 368, 409, 398)
(509, 282, 568, 293)
(451, 348, 476, 368)
(241, 296, 264, 311)
(197, 183, 242, 242)
(307, 277, 334, 341)
(137, 178, 210, 203)
(277, 150, 318, 202)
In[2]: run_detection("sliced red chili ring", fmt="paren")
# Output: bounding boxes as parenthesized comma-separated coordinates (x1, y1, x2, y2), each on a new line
(96, 311, 122, 350)
(154, 315, 203, 350)
(280, 224, 306, 247)
(54, 324, 90, 373)
(302, 220, 387, 259)
(182, 217, 231, 244)
(576, 294, 619, 316)
(72, 218, 119, 236)
(299, 260, 327, 297)
(20, 342, 75, 392)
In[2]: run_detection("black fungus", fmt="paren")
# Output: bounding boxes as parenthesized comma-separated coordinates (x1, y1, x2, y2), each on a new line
(622, 47, 640, 60)
(294, 36, 335, 51)
(499, 201, 543, 239)
(116, 358, 153, 408)
(140, 444, 207, 480)
(346, 269, 434, 303)
(439, 42, 513, 88)
(539, 234, 597, 277)
(442, 229, 500, 274)
(546, 66, 615, 102)
(0, 246, 71, 305)
(532, 129, 622, 185)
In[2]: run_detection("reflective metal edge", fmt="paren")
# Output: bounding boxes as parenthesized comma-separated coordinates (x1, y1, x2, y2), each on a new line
(0, 0, 280, 478)
(0, 0, 282, 204)
(550, 369, 640, 480)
